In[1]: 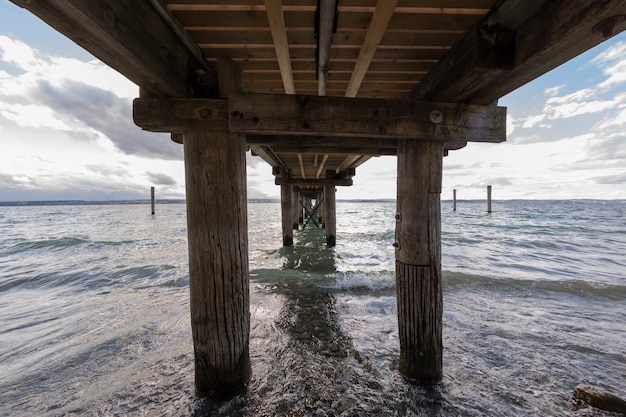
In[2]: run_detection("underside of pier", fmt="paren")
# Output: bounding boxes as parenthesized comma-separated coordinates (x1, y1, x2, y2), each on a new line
(11, 0, 626, 398)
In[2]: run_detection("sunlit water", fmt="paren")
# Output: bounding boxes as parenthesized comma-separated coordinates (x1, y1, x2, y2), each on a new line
(0, 200, 625, 416)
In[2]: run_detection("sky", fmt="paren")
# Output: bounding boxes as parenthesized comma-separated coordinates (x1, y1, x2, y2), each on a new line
(1, 1, 625, 202)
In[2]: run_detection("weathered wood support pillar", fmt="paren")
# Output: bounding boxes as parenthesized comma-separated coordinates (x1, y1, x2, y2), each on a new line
(324, 171, 337, 247)
(487, 185, 492, 213)
(292, 189, 300, 230)
(151, 186, 155, 215)
(281, 184, 294, 246)
(395, 140, 443, 383)
(184, 129, 251, 398)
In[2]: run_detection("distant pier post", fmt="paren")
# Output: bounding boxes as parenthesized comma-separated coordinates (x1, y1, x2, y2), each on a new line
(487, 185, 492, 213)
(281, 184, 294, 246)
(395, 140, 443, 383)
(151, 186, 155, 215)
(453, 189, 457, 211)
(324, 170, 337, 247)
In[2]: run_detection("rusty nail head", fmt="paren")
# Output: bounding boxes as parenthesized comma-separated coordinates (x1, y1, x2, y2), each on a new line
(429, 110, 443, 124)
(199, 108, 213, 119)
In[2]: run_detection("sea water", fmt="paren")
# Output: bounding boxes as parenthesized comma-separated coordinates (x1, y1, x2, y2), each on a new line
(0, 200, 624, 416)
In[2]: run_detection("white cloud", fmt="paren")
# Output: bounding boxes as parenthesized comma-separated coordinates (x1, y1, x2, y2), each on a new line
(0, 35, 137, 98)
(0, 101, 72, 130)
(521, 114, 545, 128)
(592, 40, 626, 89)
(544, 85, 565, 97)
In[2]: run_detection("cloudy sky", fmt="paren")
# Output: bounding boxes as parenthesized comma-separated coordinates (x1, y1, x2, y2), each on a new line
(1, 1, 625, 202)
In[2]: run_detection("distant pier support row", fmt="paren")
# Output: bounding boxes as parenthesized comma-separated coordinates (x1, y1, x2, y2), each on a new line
(133, 63, 507, 396)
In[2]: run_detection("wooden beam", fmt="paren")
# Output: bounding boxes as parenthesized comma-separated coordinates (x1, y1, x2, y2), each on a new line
(272, 145, 396, 155)
(264, 0, 295, 94)
(9, 0, 191, 98)
(297, 153, 306, 179)
(249, 145, 289, 173)
(275, 178, 352, 187)
(316, 154, 329, 179)
(133, 98, 228, 132)
(408, 24, 515, 102)
(345, 0, 400, 98)
(409, 0, 626, 104)
(335, 154, 363, 174)
(247, 134, 399, 149)
(229, 93, 506, 142)
(217, 55, 243, 98)
(317, 0, 337, 96)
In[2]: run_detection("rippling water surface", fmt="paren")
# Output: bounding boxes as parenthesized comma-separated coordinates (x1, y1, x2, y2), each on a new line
(1, 200, 624, 416)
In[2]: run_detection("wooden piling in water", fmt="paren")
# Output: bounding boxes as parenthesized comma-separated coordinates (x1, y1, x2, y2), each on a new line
(324, 171, 337, 247)
(395, 140, 443, 383)
(487, 185, 492, 213)
(292, 189, 300, 230)
(281, 184, 294, 246)
(151, 186, 155, 215)
(183, 129, 251, 398)
(453, 189, 457, 211)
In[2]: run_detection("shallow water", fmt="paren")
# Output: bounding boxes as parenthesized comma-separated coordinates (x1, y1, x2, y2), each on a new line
(0, 200, 625, 416)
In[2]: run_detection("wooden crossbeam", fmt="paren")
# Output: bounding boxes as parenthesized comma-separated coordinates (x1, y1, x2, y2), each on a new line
(250, 145, 289, 174)
(276, 178, 352, 187)
(345, 0, 400, 98)
(271, 145, 396, 155)
(134, 94, 506, 143)
(409, 0, 626, 104)
(335, 155, 362, 174)
(264, 0, 295, 94)
(229, 93, 506, 142)
(316, 154, 329, 179)
(297, 153, 306, 178)
(316, 0, 337, 96)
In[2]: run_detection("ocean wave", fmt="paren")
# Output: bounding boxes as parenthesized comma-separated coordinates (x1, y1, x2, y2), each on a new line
(3, 237, 89, 254)
(443, 271, 626, 300)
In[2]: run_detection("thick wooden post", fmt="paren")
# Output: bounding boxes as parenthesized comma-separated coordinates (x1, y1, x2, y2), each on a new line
(281, 184, 294, 246)
(324, 172, 337, 247)
(395, 140, 443, 383)
(292, 189, 300, 230)
(184, 129, 251, 397)
(487, 185, 492, 213)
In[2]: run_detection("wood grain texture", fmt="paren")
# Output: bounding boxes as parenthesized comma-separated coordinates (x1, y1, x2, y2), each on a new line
(281, 184, 294, 246)
(323, 182, 337, 247)
(395, 139, 443, 382)
(395, 140, 443, 265)
(409, 0, 626, 104)
(395, 261, 443, 382)
(184, 129, 250, 397)
(264, 0, 295, 94)
(133, 98, 228, 132)
(346, 0, 400, 97)
(229, 93, 506, 142)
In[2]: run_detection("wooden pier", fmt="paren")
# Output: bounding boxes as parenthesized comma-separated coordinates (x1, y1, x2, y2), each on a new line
(11, 0, 625, 398)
